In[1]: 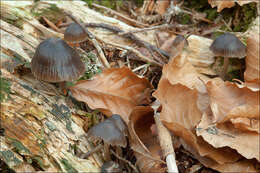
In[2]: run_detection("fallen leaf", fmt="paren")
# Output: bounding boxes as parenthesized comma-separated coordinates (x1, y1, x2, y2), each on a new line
(208, 0, 258, 12)
(128, 106, 166, 172)
(196, 112, 260, 161)
(206, 78, 259, 123)
(208, 0, 235, 12)
(159, 35, 215, 68)
(153, 79, 241, 165)
(155, 0, 170, 15)
(230, 117, 259, 133)
(161, 50, 208, 93)
(70, 67, 152, 123)
(244, 28, 260, 84)
(153, 80, 203, 129)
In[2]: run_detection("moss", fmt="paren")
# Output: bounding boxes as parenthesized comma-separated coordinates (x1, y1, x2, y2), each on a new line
(177, 13, 192, 24)
(60, 158, 78, 173)
(79, 52, 102, 80)
(0, 75, 11, 103)
(234, 3, 257, 32)
(0, 150, 22, 167)
(31, 3, 65, 24)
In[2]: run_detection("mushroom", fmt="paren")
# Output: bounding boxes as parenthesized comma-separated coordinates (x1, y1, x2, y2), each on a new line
(109, 114, 128, 137)
(31, 37, 85, 93)
(64, 23, 88, 47)
(101, 161, 122, 173)
(210, 33, 246, 80)
(86, 117, 127, 161)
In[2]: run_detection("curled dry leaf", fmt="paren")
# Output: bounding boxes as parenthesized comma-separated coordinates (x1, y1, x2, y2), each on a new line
(69, 67, 152, 123)
(153, 79, 241, 166)
(196, 78, 260, 161)
(152, 50, 256, 171)
(161, 49, 207, 93)
(128, 106, 166, 172)
(155, 0, 170, 15)
(206, 78, 259, 124)
(244, 29, 260, 84)
(159, 34, 215, 68)
(196, 112, 260, 162)
(208, 0, 258, 12)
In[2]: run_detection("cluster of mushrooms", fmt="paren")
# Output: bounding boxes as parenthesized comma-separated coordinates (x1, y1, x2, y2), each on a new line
(31, 22, 88, 93)
(30, 20, 246, 172)
(210, 33, 246, 79)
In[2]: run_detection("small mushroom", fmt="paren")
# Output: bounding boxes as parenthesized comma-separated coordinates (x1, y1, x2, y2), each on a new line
(109, 114, 128, 137)
(31, 37, 85, 93)
(101, 161, 122, 173)
(64, 23, 88, 47)
(86, 118, 127, 161)
(210, 33, 246, 80)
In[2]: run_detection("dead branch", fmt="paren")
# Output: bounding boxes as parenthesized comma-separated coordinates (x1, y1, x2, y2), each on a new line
(91, 3, 149, 28)
(64, 12, 111, 68)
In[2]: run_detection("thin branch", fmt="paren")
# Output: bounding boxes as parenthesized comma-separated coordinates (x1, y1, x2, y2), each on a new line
(154, 113, 178, 173)
(42, 16, 61, 32)
(64, 12, 111, 68)
(79, 143, 103, 159)
(118, 24, 172, 36)
(110, 150, 140, 173)
(91, 3, 149, 28)
(83, 23, 170, 61)
(101, 40, 163, 67)
(59, 22, 170, 61)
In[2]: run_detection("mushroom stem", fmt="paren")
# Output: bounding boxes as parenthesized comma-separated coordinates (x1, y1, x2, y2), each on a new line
(103, 143, 111, 161)
(79, 143, 103, 159)
(220, 57, 229, 80)
(154, 113, 178, 173)
(59, 81, 67, 95)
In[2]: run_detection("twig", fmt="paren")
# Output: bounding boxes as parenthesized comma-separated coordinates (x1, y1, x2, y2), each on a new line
(83, 23, 170, 61)
(101, 40, 163, 67)
(42, 16, 61, 32)
(91, 3, 149, 28)
(79, 143, 103, 159)
(118, 24, 172, 36)
(64, 12, 111, 68)
(110, 150, 140, 173)
(59, 22, 170, 61)
(154, 113, 178, 173)
(132, 64, 149, 73)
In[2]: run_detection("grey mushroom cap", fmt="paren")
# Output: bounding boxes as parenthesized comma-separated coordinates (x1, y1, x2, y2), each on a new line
(210, 33, 246, 58)
(109, 114, 128, 137)
(87, 119, 127, 148)
(64, 23, 88, 44)
(31, 37, 85, 82)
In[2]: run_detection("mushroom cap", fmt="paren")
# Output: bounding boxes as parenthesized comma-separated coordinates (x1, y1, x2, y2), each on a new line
(101, 161, 121, 173)
(64, 23, 88, 44)
(87, 119, 127, 147)
(31, 37, 85, 82)
(109, 114, 128, 136)
(210, 33, 246, 58)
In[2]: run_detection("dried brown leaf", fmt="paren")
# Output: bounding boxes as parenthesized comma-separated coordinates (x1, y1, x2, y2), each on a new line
(244, 29, 260, 84)
(153, 79, 241, 165)
(161, 51, 207, 92)
(155, 0, 170, 15)
(153, 80, 203, 129)
(69, 67, 152, 122)
(230, 117, 259, 133)
(208, 0, 258, 12)
(206, 78, 259, 123)
(197, 112, 260, 161)
(159, 35, 215, 68)
(208, 0, 235, 12)
(128, 106, 166, 172)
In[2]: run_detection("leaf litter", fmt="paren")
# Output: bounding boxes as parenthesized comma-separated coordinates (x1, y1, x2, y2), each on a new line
(1, 0, 259, 172)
